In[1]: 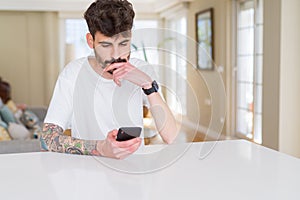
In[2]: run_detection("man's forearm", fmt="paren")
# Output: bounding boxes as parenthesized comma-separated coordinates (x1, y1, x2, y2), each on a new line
(41, 123, 101, 156)
(147, 93, 178, 144)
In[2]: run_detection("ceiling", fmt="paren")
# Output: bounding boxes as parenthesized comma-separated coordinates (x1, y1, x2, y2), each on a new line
(0, 0, 193, 14)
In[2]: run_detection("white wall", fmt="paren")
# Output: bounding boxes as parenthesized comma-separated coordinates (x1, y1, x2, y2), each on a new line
(279, 0, 300, 157)
(263, 0, 300, 158)
(186, 0, 229, 136)
(262, 0, 281, 151)
(0, 11, 59, 106)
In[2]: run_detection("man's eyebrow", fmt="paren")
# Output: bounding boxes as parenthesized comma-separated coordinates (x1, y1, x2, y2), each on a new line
(119, 39, 130, 44)
(99, 41, 112, 45)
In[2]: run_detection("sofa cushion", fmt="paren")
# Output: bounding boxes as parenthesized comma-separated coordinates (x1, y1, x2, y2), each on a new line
(0, 122, 11, 141)
(6, 99, 18, 113)
(8, 122, 31, 140)
(20, 109, 39, 129)
(0, 105, 16, 124)
(0, 118, 8, 129)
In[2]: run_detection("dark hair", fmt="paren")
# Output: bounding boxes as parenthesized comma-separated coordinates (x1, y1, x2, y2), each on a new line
(84, 0, 135, 38)
(0, 78, 11, 103)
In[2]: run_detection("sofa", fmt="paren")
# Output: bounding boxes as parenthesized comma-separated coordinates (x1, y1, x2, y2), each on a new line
(0, 78, 48, 154)
(0, 106, 47, 154)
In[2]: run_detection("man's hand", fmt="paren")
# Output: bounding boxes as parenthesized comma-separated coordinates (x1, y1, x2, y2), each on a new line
(97, 129, 142, 159)
(104, 62, 152, 88)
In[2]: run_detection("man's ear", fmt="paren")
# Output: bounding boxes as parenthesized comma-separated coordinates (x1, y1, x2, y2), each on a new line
(86, 33, 94, 49)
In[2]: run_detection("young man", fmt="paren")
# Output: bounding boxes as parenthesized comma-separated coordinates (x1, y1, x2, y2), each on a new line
(41, 0, 177, 159)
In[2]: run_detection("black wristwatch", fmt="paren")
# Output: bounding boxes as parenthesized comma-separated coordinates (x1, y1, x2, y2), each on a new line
(142, 80, 159, 95)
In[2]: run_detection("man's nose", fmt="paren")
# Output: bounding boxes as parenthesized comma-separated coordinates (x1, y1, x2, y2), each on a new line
(111, 46, 120, 59)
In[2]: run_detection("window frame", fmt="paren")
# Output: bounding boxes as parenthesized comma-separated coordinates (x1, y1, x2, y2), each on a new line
(233, 0, 264, 144)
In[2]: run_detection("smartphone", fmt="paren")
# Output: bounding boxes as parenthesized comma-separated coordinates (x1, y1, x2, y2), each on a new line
(116, 127, 142, 142)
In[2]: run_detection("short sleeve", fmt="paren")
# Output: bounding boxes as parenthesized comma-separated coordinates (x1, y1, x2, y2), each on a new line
(44, 75, 73, 131)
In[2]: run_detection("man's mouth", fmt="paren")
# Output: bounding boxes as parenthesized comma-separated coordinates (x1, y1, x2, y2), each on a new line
(107, 58, 127, 74)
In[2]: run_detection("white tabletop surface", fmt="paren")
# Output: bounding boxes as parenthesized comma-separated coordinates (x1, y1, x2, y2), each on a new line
(0, 140, 299, 200)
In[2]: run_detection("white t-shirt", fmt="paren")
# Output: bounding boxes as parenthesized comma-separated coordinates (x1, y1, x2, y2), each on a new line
(44, 57, 156, 140)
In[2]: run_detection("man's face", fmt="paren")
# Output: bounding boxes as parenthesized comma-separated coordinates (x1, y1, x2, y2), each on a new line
(91, 31, 131, 68)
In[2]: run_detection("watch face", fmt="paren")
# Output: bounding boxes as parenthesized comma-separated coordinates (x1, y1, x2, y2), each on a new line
(153, 81, 159, 91)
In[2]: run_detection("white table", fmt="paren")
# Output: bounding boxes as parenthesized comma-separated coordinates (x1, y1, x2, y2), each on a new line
(0, 140, 299, 200)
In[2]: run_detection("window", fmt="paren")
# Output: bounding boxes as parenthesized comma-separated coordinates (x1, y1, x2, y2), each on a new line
(64, 19, 158, 64)
(165, 16, 187, 115)
(131, 19, 159, 64)
(235, 0, 263, 144)
(64, 19, 92, 64)
(64, 19, 159, 65)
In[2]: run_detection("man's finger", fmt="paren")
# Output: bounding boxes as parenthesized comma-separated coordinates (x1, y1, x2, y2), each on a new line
(104, 62, 126, 72)
(115, 151, 131, 160)
(124, 140, 141, 153)
(107, 130, 118, 139)
(115, 142, 141, 159)
(113, 137, 142, 148)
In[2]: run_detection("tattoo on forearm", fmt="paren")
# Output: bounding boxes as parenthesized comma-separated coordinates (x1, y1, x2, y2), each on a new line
(40, 123, 100, 156)
(42, 123, 63, 134)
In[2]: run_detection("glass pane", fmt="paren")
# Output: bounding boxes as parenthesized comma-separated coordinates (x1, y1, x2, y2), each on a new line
(237, 56, 254, 83)
(255, 84, 262, 114)
(254, 114, 262, 144)
(65, 19, 91, 60)
(256, 0, 264, 24)
(256, 25, 263, 54)
(236, 0, 262, 142)
(238, 28, 254, 55)
(239, 3, 254, 28)
(133, 20, 158, 29)
(256, 55, 263, 84)
(237, 109, 253, 136)
(131, 20, 159, 64)
(164, 17, 187, 115)
(237, 83, 253, 110)
(176, 17, 187, 114)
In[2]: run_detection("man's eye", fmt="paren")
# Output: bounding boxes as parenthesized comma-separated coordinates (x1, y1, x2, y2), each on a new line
(120, 43, 128, 46)
(101, 44, 110, 47)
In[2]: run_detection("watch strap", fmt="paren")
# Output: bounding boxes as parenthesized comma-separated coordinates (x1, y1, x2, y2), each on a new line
(142, 80, 158, 95)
